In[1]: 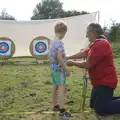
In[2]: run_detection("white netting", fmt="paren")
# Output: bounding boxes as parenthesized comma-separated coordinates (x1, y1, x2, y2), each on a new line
(0, 12, 98, 57)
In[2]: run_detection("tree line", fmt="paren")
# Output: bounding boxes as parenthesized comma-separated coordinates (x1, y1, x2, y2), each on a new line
(0, 0, 89, 20)
(0, 0, 119, 43)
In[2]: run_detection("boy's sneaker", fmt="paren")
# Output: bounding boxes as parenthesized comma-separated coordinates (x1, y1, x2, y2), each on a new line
(52, 105, 60, 112)
(59, 111, 71, 118)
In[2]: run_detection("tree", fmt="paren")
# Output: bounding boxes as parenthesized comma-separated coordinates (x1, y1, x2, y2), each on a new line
(103, 20, 120, 43)
(0, 9, 16, 20)
(31, 0, 64, 20)
(62, 10, 88, 18)
(103, 26, 109, 38)
(108, 21, 120, 42)
(31, 0, 89, 20)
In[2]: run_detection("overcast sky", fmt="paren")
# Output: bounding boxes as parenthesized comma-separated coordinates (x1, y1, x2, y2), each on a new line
(0, 0, 119, 27)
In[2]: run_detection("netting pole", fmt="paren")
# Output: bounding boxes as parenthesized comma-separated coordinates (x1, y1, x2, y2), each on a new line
(98, 11, 100, 23)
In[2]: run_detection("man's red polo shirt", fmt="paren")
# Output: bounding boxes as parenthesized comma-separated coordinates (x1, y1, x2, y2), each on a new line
(84, 39, 118, 88)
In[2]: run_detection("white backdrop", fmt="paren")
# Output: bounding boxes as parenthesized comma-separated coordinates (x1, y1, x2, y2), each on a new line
(0, 12, 98, 57)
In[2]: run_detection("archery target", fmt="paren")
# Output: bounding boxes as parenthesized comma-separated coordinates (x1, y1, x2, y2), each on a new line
(0, 40, 11, 56)
(33, 40, 48, 55)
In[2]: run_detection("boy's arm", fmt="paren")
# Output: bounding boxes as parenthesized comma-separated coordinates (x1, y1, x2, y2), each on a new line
(58, 51, 68, 72)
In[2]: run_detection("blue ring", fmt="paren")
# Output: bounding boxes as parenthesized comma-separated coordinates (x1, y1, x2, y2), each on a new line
(35, 41, 47, 53)
(0, 42, 9, 53)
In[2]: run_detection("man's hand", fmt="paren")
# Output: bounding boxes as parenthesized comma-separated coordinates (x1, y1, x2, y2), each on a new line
(67, 60, 76, 66)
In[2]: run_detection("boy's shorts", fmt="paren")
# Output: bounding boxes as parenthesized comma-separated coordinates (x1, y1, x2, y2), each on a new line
(50, 67, 66, 85)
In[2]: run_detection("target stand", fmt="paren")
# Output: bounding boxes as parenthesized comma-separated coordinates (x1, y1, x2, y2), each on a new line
(0, 37, 15, 65)
(29, 36, 50, 63)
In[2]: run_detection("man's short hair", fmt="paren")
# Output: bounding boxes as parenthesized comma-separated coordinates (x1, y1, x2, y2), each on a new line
(88, 23, 104, 35)
(54, 20, 67, 33)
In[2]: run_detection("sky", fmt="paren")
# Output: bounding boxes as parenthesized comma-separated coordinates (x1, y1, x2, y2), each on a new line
(0, 0, 120, 27)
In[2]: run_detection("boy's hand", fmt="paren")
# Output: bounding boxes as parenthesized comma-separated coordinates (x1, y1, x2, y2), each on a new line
(67, 60, 75, 66)
(66, 56, 70, 60)
(66, 70, 71, 77)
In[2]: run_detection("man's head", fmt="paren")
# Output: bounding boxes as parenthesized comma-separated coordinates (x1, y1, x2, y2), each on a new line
(86, 23, 104, 42)
(54, 20, 67, 40)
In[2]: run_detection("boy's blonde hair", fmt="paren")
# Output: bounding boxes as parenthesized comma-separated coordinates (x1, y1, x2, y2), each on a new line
(54, 20, 67, 34)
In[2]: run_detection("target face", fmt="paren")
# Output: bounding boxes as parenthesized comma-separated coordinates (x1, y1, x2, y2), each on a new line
(35, 42, 47, 53)
(33, 40, 48, 55)
(0, 42, 9, 53)
(0, 40, 11, 56)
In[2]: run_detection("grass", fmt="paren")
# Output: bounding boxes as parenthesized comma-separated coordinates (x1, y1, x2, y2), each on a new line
(0, 53, 120, 120)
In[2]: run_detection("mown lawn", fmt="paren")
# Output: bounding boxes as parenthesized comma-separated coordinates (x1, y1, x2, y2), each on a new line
(0, 57, 120, 120)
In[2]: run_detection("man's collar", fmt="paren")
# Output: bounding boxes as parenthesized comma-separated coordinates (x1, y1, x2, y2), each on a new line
(89, 35, 107, 48)
(96, 35, 107, 40)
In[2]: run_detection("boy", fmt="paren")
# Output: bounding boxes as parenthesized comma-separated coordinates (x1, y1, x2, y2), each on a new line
(48, 20, 71, 117)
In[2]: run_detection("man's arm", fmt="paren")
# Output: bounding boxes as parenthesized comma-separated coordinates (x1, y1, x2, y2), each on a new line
(70, 43, 110, 69)
(67, 60, 89, 69)
(67, 51, 87, 60)
(75, 61, 89, 69)
(67, 41, 111, 69)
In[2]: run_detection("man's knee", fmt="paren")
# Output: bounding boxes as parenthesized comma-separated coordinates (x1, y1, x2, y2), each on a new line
(94, 104, 108, 116)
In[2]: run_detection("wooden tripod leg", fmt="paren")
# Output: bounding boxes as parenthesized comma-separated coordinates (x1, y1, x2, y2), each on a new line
(82, 80, 87, 111)
(80, 79, 85, 111)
